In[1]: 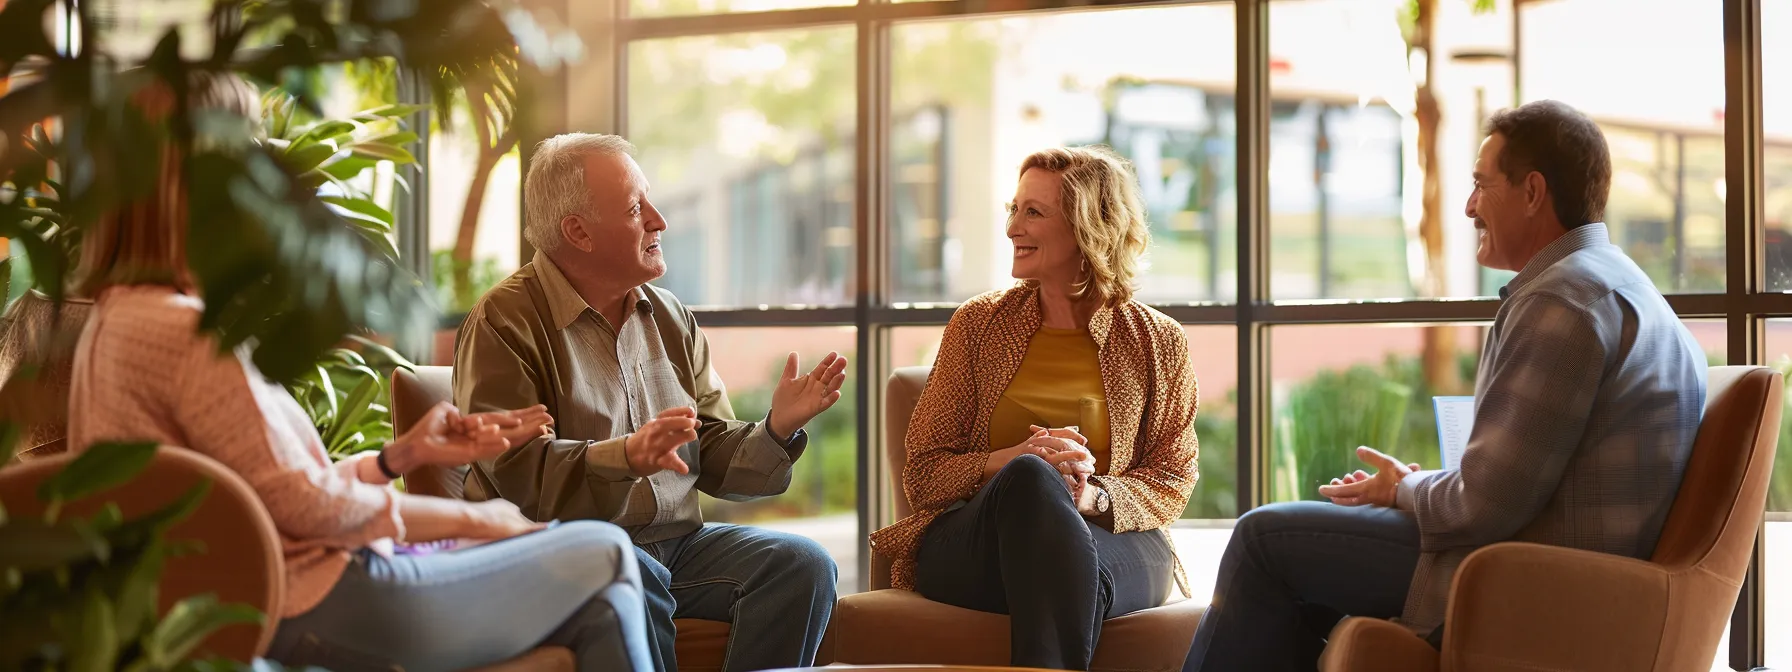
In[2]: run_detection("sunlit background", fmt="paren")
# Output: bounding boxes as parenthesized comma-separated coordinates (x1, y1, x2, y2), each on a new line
(439, 2, 1792, 667)
(70, 0, 1792, 668)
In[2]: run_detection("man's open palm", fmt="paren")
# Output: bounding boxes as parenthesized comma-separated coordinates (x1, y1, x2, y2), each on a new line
(767, 352, 848, 441)
(1316, 446, 1414, 508)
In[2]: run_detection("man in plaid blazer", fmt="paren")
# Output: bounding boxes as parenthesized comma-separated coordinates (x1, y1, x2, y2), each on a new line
(1182, 100, 1707, 671)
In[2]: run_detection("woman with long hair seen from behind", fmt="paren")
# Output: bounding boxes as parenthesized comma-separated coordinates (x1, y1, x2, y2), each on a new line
(868, 145, 1202, 670)
(65, 71, 653, 672)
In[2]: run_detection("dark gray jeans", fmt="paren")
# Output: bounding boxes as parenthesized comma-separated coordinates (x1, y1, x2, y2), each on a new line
(634, 522, 838, 672)
(1182, 500, 1424, 672)
(915, 454, 1176, 671)
(268, 520, 652, 672)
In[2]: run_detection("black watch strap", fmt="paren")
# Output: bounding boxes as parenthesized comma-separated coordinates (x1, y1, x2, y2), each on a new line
(376, 449, 403, 480)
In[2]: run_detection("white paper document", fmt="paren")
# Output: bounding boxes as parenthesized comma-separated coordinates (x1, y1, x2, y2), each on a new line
(1432, 396, 1476, 470)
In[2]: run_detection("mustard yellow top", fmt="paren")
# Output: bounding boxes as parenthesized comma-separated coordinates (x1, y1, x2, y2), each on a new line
(987, 326, 1112, 474)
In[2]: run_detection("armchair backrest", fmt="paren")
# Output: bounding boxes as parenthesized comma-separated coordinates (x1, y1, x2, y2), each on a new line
(884, 366, 934, 520)
(389, 365, 467, 500)
(0, 445, 284, 660)
(873, 366, 933, 590)
(1644, 365, 1782, 668)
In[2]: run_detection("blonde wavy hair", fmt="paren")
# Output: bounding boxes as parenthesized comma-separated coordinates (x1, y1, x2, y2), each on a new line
(1017, 145, 1151, 306)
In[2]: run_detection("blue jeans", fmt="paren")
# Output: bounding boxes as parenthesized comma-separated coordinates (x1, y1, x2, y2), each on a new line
(268, 520, 652, 672)
(1182, 501, 1422, 672)
(635, 523, 838, 672)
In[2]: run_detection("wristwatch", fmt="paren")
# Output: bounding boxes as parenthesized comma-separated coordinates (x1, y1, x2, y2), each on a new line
(1091, 487, 1111, 515)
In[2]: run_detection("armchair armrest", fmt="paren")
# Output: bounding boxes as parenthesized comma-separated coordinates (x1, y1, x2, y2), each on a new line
(1320, 617, 1439, 672)
(1443, 542, 1671, 672)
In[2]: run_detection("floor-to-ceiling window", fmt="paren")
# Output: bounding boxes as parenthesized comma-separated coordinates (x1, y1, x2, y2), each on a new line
(445, 0, 1787, 665)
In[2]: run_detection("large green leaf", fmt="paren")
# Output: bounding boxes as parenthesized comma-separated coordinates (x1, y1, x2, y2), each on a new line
(109, 535, 171, 647)
(105, 480, 212, 552)
(145, 594, 263, 668)
(348, 334, 416, 372)
(37, 442, 160, 508)
(344, 141, 416, 164)
(353, 103, 428, 122)
(185, 147, 435, 384)
(66, 582, 121, 672)
(318, 154, 380, 181)
(324, 375, 380, 449)
(0, 0, 57, 75)
(0, 419, 20, 468)
(0, 517, 109, 573)
(276, 143, 339, 175)
(360, 130, 419, 148)
(320, 195, 395, 226)
(291, 120, 356, 147)
(0, 257, 10, 314)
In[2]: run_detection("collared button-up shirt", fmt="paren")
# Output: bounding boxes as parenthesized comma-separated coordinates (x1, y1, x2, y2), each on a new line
(1393, 223, 1706, 635)
(453, 252, 805, 544)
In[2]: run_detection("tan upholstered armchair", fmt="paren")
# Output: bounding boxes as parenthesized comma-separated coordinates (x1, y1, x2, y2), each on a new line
(818, 366, 1206, 671)
(0, 445, 581, 670)
(1320, 366, 1784, 672)
(0, 445, 284, 660)
(390, 365, 732, 672)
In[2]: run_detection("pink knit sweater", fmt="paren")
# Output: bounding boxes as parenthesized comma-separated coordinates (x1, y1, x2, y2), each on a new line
(67, 286, 405, 617)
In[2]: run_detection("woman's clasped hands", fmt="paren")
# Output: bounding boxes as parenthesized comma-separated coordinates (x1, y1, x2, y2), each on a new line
(983, 424, 1097, 495)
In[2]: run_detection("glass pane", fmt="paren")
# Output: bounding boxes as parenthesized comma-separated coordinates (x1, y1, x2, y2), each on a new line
(1267, 320, 1721, 504)
(1266, 0, 1493, 301)
(1761, 319, 1792, 666)
(1764, 0, 1792, 291)
(628, 29, 856, 309)
(887, 6, 1239, 305)
(629, 0, 852, 20)
(699, 326, 858, 594)
(430, 108, 523, 364)
(1520, 0, 1726, 293)
(1267, 325, 1485, 502)
(1269, 0, 1725, 300)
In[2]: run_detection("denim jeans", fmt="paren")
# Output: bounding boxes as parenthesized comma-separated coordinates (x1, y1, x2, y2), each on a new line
(634, 522, 838, 672)
(914, 454, 1176, 671)
(1182, 501, 1423, 672)
(268, 520, 652, 672)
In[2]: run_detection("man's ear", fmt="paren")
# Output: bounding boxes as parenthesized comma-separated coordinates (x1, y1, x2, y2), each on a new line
(1523, 171, 1550, 217)
(560, 214, 594, 253)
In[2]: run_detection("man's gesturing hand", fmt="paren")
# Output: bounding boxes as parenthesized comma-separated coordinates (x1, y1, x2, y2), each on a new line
(625, 407, 698, 477)
(1315, 446, 1415, 508)
(767, 351, 849, 442)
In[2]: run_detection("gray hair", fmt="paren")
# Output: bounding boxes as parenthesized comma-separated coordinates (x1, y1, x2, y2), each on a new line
(523, 133, 637, 253)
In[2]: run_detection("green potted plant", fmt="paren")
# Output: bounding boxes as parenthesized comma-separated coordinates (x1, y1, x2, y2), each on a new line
(0, 0, 576, 664)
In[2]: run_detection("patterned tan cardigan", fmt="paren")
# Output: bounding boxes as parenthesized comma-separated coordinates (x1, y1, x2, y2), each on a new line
(869, 283, 1201, 595)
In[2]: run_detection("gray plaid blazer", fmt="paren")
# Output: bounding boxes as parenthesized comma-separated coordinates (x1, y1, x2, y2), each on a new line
(1393, 223, 1707, 635)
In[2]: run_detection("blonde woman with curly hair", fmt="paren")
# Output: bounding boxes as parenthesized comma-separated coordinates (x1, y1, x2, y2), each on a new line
(869, 145, 1201, 670)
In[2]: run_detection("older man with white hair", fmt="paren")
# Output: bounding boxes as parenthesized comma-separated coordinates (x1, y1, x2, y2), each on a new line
(453, 133, 846, 672)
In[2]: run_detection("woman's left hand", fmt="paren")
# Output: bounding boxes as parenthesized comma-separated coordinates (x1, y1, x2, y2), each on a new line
(387, 402, 510, 471)
(1070, 480, 1106, 517)
(1027, 425, 1096, 492)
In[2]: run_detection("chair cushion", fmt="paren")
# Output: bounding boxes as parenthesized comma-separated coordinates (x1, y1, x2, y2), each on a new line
(466, 647, 575, 672)
(675, 618, 731, 672)
(823, 589, 1204, 672)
